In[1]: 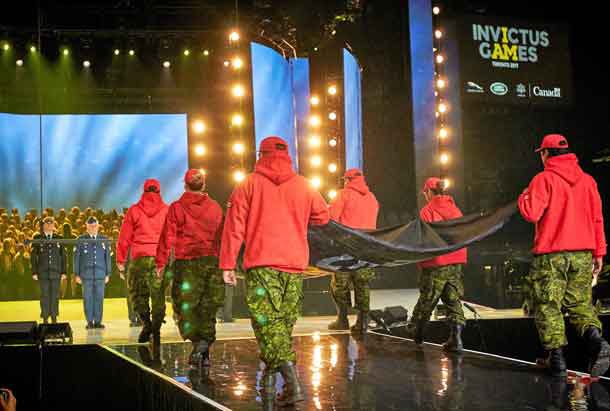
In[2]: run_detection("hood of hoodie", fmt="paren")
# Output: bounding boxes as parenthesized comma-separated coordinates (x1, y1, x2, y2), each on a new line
(178, 191, 211, 219)
(427, 195, 459, 220)
(346, 176, 371, 195)
(544, 153, 583, 186)
(136, 192, 166, 218)
(254, 152, 296, 185)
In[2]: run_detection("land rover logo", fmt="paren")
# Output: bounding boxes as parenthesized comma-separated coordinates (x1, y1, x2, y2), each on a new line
(490, 82, 508, 96)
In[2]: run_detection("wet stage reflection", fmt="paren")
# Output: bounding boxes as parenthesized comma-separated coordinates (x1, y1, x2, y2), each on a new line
(113, 333, 610, 410)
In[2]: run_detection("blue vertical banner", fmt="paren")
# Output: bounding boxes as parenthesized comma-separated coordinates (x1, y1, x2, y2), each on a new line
(250, 42, 298, 166)
(343, 49, 364, 171)
(290, 58, 311, 172)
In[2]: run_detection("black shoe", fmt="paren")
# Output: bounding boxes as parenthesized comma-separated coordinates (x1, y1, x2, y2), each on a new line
(584, 327, 610, 377)
(95, 323, 105, 329)
(189, 341, 210, 368)
(546, 348, 567, 377)
(443, 323, 464, 353)
(86, 322, 94, 330)
(138, 319, 153, 343)
(405, 321, 426, 346)
(328, 304, 350, 330)
(276, 361, 304, 407)
(350, 311, 369, 334)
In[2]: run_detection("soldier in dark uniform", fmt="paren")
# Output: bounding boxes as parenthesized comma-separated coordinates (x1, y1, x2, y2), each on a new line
(31, 217, 66, 323)
(74, 216, 112, 329)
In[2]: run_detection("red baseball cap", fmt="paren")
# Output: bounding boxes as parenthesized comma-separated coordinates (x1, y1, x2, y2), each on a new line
(535, 134, 569, 152)
(143, 178, 160, 192)
(184, 169, 206, 185)
(421, 177, 442, 193)
(343, 168, 363, 179)
(259, 136, 289, 154)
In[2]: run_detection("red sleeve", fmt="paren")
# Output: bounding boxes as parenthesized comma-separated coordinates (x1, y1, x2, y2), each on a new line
(419, 206, 434, 223)
(155, 204, 178, 270)
(309, 190, 330, 226)
(518, 174, 550, 223)
(219, 182, 251, 270)
(329, 190, 346, 222)
(116, 208, 135, 264)
(592, 182, 607, 258)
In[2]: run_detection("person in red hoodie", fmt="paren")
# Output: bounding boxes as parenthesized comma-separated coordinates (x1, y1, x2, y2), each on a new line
(155, 169, 224, 369)
(327, 168, 379, 333)
(518, 134, 608, 377)
(405, 177, 468, 352)
(117, 179, 169, 345)
(220, 136, 330, 407)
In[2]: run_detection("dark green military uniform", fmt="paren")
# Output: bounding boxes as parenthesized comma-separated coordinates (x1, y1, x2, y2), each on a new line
(171, 256, 224, 342)
(127, 256, 168, 330)
(410, 264, 466, 326)
(331, 268, 376, 311)
(527, 251, 602, 349)
(246, 267, 303, 370)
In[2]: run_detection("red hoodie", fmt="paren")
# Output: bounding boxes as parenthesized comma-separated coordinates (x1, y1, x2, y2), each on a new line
(155, 191, 223, 269)
(219, 151, 330, 273)
(417, 195, 468, 268)
(117, 192, 169, 264)
(518, 153, 606, 257)
(330, 177, 379, 230)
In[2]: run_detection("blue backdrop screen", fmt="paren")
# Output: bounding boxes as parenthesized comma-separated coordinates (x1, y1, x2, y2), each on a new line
(343, 49, 364, 171)
(251, 42, 298, 166)
(0, 113, 188, 212)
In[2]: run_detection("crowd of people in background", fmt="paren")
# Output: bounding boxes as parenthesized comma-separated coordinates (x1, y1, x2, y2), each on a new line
(0, 206, 127, 301)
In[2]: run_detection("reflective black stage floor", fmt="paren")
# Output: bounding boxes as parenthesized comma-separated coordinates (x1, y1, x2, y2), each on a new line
(113, 333, 610, 410)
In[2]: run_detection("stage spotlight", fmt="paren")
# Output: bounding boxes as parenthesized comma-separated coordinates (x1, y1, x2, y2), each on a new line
(436, 78, 446, 88)
(309, 115, 321, 127)
(308, 135, 322, 148)
(203, 49, 210, 56)
(435, 30, 443, 39)
(436, 54, 444, 63)
(163, 61, 171, 68)
(310, 176, 322, 189)
(440, 153, 449, 164)
(443, 178, 451, 188)
(328, 189, 337, 199)
(438, 102, 447, 113)
(328, 163, 338, 173)
(439, 128, 448, 139)
(434, 91, 439, 97)
(310, 155, 322, 167)
(16, 59, 23, 67)
(183, 49, 190, 56)
(328, 112, 337, 121)
(114, 49, 120, 56)
(310, 95, 320, 106)
(2, 43, 9, 51)
(327, 85, 337, 95)
(83, 60, 91, 68)
(232, 57, 243, 69)
(128, 49, 135, 56)
(329, 138, 338, 147)
(199, 168, 207, 175)
(232, 84, 246, 98)
(229, 31, 240, 42)
(191, 120, 206, 134)
(433, 6, 440, 14)
(223, 60, 230, 67)
(231, 114, 244, 127)
(232, 142, 245, 155)
(194, 144, 206, 156)
(62, 48, 70, 56)
(30, 46, 36, 53)
(233, 170, 246, 183)
(435, 111, 440, 118)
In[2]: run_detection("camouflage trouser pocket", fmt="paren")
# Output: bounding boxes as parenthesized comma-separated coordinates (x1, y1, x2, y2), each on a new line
(528, 254, 568, 306)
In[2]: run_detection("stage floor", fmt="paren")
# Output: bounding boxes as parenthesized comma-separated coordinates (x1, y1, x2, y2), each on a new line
(111, 332, 610, 410)
(0, 290, 526, 345)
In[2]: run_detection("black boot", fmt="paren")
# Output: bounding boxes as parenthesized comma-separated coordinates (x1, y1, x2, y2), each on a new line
(138, 313, 152, 343)
(276, 361, 304, 407)
(189, 340, 210, 368)
(328, 304, 350, 330)
(546, 348, 567, 377)
(443, 323, 464, 353)
(584, 326, 610, 377)
(351, 311, 369, 334)
(405, 320, 426, 346)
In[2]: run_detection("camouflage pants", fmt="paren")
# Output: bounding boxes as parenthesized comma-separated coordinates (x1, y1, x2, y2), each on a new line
(127, 256, 167, 329)
(331, 268, 376, 312)
(410, 264, 465, 325)
(246, 267, 303, 370)
(171, 256, 224, 343)
(527, 251, 602, 350)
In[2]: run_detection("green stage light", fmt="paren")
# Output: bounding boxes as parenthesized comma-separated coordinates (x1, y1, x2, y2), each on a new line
(30, 46, 36, 53)
(203, 49, 210, 56)
(2, 43, 9, 51)
(183, 49, 190, 56)
(128, 49, 135, 56)
(62, 48, 69, 56)
(114, 49, 120, 56)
